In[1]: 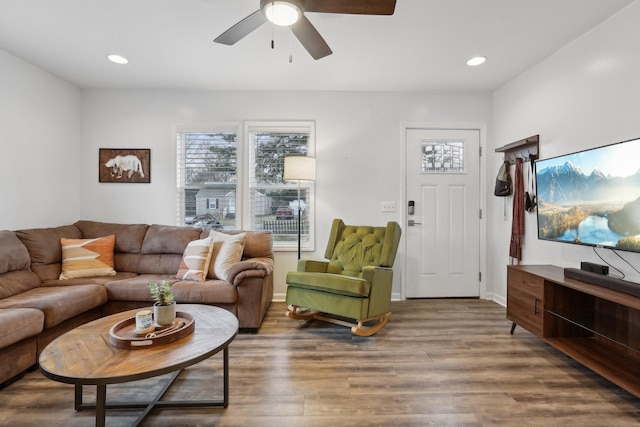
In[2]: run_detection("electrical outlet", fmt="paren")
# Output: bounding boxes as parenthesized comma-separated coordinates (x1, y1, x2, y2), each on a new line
(381, 201, 396, 212)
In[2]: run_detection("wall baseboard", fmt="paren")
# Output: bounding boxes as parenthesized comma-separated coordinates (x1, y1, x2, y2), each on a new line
(488, 292, 506, 307)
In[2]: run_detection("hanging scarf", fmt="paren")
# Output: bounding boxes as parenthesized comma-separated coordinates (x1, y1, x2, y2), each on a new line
(510, 158, 525, 263)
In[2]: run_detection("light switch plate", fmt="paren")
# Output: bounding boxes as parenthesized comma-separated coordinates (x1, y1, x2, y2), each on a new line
(381, 201, 396, 212)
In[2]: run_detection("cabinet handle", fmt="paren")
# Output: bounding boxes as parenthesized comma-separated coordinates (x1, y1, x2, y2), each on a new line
(534, 298, 539, 315)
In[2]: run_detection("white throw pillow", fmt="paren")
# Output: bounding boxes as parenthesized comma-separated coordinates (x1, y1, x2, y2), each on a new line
(208, 231, 247, 281)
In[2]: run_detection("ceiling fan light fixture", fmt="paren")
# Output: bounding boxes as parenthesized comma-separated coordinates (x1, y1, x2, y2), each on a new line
(263, 1, 301, 26)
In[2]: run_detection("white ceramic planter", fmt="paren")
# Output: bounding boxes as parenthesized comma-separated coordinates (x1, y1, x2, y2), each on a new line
(154, 301, 176, 327)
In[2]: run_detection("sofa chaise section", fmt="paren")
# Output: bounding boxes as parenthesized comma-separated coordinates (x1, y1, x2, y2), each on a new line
(0, 308, 43, 385)
(0, 230, 107, 384)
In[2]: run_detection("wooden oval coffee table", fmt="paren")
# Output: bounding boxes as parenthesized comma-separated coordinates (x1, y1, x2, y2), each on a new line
(39, 304, 238, 427)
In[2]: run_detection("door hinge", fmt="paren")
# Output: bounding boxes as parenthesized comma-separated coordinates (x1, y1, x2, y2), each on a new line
(479, 146, 482, 157)
(479, 272, 482, 282)
(479, 209, 482, 219)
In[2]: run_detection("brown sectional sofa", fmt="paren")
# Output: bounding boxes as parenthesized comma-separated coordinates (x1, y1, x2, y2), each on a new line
(0, 220, 273, 385)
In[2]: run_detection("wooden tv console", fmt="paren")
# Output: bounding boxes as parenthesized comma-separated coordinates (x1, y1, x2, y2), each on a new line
(507, 264, 640, 398)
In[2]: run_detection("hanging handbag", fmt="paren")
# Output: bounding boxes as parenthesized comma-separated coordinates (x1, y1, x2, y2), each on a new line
(524, 156, 537, 212)
(494, 160, 512, 197)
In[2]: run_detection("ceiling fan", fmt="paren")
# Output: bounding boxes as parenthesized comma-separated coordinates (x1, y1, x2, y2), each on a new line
(214, 0, 397, 60)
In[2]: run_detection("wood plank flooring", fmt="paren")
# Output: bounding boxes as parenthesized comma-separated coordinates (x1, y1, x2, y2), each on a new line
(2, 299, 640, 426)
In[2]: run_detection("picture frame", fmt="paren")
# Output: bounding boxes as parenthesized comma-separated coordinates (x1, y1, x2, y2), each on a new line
(99, 148, 150, 183)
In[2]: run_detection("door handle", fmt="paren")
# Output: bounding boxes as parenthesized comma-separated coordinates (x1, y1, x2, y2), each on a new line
(408, 220, 422, 226)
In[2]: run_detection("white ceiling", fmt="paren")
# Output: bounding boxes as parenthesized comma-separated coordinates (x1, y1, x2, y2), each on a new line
(0, 0, 633, 92)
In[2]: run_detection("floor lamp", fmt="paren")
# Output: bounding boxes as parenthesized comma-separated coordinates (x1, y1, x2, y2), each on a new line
(284, 156, 316, 259)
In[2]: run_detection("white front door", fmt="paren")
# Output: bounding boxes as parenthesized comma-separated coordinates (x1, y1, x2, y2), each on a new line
(405, 128, 480, 297)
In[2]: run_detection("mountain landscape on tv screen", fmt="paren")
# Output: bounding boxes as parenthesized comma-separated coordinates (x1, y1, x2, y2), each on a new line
(536, 161, 640, 251)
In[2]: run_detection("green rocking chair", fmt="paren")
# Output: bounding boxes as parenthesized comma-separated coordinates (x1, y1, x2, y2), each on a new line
(285, 218, 402, 336)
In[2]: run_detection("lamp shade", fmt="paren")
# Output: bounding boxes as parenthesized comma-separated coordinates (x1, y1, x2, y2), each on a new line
(284, 156, 316, 182)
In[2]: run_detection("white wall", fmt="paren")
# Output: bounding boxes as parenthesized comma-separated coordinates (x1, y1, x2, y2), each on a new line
(489, 1, 640, 303)
(80, 90, 491, 299)
(0, 49, 82, 229)
(5, 1, 638, 305)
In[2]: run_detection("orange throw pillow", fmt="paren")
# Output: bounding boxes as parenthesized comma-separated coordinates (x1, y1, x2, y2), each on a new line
(59, 235, 116, 279)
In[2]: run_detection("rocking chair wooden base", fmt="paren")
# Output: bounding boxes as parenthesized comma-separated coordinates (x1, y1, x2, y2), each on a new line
(286, 306, 391, 337)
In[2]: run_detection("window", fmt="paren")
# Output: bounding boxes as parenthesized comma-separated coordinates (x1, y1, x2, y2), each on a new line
(245, 121, 315, 251)
(176, 122, 315, 251)
(421, 140, 465, 173)
(176, 126, 239, 229)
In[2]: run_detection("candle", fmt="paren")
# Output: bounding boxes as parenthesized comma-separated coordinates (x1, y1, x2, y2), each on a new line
(135, 309, 154, 333)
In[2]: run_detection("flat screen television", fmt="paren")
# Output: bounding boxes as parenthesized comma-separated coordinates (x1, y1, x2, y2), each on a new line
(535, 137, 640, 253)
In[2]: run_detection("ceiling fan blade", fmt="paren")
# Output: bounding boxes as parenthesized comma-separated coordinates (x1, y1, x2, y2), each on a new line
(291, 15, 332, 60)
(214, 10, 267, 45)
(303, 0, 396, 15)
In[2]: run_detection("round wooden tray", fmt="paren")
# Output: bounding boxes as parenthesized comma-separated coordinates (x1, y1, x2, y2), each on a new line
(109, 311, 195, 349)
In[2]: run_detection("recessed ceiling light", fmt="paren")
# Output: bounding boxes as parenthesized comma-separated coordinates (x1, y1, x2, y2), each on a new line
(466, 56, 486, 66)
(107, 54, 129, 65)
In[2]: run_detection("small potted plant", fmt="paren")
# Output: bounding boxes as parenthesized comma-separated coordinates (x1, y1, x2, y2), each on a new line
(148, 280, 176, 327)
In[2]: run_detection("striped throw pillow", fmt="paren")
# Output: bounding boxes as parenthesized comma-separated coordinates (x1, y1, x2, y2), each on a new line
(59, 235, 117, 279)
(176, 236, 214, 282)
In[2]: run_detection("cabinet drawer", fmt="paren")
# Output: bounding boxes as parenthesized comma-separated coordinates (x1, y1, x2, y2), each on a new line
(507, 267, 544, 336)
(508, 268, 543, 298)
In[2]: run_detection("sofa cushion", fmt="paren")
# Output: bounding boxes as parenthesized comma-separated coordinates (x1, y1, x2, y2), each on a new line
(0, 231, 41, 299)
(286, 271, 371, 297)
(137, 225, 202, 275)
(74, 220, 148, 253)
(105, 274, 178, 302)
(0, 270, 42, 300)
(16, 225, 82, 281)
(75, 220, 151, 273)
(241, 230, 274, 260)
(0, 231, 31, 275)
(204, 230, 274, 261)
(41, 271, 138, 287)
(171, 280, 238, 304)
(0, 308, 44, 348)
(142, 224, 202, 255)
(208, 231, 246, 281)
(0, 285, 108, 328)
(176, 236, 214, 282)
(59, 235, 117, 280)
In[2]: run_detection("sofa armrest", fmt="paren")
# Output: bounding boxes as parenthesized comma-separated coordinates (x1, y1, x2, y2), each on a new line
(229, 257, 274, 331)
(362, 266, 393, 316)
(297, 259, 329, 273)
(227, 258, 273, 286)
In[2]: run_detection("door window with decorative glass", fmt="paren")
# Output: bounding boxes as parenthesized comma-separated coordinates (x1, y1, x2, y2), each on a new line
(421, 140, 465, 173)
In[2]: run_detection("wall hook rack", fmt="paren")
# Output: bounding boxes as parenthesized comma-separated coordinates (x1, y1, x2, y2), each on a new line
(495, 135, 539, 165)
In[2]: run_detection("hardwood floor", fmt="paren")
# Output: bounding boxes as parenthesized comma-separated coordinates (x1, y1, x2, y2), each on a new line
(2, 299, 640, 426)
